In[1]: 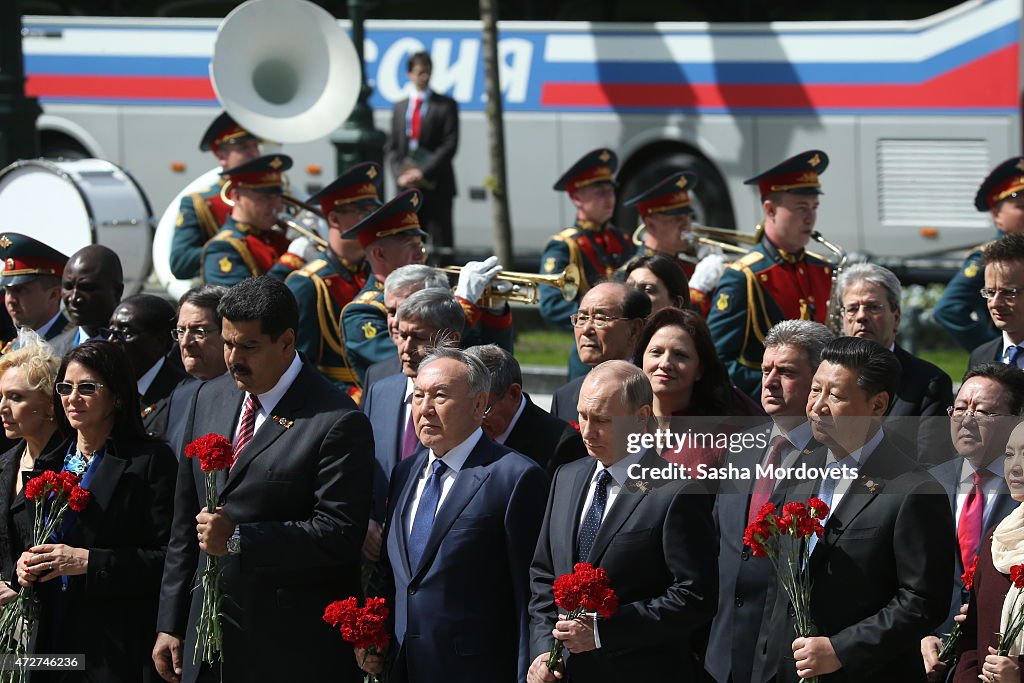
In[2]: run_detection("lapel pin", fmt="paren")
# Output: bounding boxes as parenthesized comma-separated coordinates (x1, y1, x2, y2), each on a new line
(271, 415, 294, 429)
(858, 476, 880, 494)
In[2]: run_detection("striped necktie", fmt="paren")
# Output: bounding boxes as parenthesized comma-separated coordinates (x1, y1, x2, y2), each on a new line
(232, 393, 261, 469)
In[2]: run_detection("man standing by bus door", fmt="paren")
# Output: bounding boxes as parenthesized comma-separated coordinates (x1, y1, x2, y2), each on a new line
(706, 150, 834, 400)
(538, 148, 635, 380)
(934, 156, 1024, 351)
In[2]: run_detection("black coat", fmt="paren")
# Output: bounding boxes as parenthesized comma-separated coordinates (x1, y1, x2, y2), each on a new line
(549, 376, 585, 423)
(967, 337, 1003, 374)
(32, 435, 177, 683)
(884, 345, 954, 466)
(140, 356, 193, 439)
(386, 91, 458, 200)
(504, 394, 587, 475)
(157, 361, 373, 683)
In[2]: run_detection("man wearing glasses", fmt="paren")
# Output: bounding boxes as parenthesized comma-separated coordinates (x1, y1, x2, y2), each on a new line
(970, 234, 1024, 371)
(286, 163, 382, 397)
(107, 293, 191, 438)
(921, 362, 1024, 681)
(836, 263, 953, 464)
(548, 282, 650, 423)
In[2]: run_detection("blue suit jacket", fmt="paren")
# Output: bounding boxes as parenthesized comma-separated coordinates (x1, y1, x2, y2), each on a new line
(362, 372, 409, 521)
(381, 435, 548, 683)
(928, 457, 1016, 637)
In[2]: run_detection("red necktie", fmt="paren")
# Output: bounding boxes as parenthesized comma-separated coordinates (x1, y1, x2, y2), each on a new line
(958, 470, 990, 569)
(747, 435, 789, 526)
(401, 408, 419, 460)
(231, 393, 261, 470)
(410, 97, 422, 141)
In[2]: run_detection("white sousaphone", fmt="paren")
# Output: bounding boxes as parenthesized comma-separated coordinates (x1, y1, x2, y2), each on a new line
(153, 0, 361, 298)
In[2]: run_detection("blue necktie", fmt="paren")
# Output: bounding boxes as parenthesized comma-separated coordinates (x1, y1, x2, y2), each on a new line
(408, 459, 447, 569)
(577, 469, 612, 562)
(1008, 345, 1023, 367)
(808, 461, 842, 556)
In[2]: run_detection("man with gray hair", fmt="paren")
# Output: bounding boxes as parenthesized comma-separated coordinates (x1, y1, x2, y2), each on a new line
(837, 262, 953, 463)
(528, 360, 717, 683)
(467, 344, 587, 474)
(706, 319, 833, 683)
(357, 346, 548, 682)
(361, 288, 466, 561)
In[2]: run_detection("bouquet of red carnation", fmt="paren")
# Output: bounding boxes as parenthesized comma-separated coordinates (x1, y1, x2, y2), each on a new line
(938, 555, 978, 664)
(743, 498, 829, 683)
(996, 563, 1024, 656)
(0, 470, 90, 683)
(323, 596, 390, 683)
(184, 433, 236, 667)
(546, 562, 619, 672)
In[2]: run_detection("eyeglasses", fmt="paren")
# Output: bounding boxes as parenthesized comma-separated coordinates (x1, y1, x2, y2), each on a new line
(55, 381, 105, 397)
(980, 288, 1021, 301)
(172, 326, 218, 341)
(947, 406, 1011, 420)
(841, 303, 889, 317)
(570, 313, 626, 328)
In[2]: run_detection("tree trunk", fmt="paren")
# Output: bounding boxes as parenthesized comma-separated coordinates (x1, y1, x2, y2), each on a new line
(479, 0, 513, 267)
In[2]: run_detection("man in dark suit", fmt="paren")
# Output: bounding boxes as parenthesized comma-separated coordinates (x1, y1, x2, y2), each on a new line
(361, 288, 465, 561)
(467, 344, 587, 474)
(386, 51, 459, 252)
(969, 234, 1024, 372)
(357, 346, 548, 682)
(165, 285, 230, 456)
(836, 263, 954, 464)
(549, 282, 650, 423)
(920, 362, 1024, 680)
(756, 337, 954, 683)
(108, 294, 192, 439)
(706, 319, 834, 683)
(153, 276, 373, 683)
(52, 244, 124, 352)
(527, 361, 718, 683)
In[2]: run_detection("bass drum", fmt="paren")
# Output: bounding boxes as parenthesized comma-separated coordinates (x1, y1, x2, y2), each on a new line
(0, 158, 153, 295)
(152, 166, 222, 300)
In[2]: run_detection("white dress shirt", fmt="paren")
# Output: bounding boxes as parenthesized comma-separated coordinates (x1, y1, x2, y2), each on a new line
(405, 89, 431, 151)
(232, 353, 303, 441)
(1001, 333, 1024, 368)
(577, 448, 646, 531)
(954, 458, 1006, 532)
(494, 395, 528, 445)
(407, 427, 483, 532)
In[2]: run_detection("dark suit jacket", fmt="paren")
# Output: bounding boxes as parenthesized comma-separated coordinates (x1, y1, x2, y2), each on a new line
(33, 435, 178, 683)
(504, 394, 587, 475)
(156, 361, 373, 683)
(365, 356, 401, 392)
(140, 355, 193, 439)
(953, 528, 1024, 682)
(549, 376, 585, 423)
(381, 434, 548, 683)
(386, 90, 458, 199)
(0, 433, 68, 583)
(529, 450, 718, 682)
(362, 371, 409, 521)
(882, 345, 954, 465)
(163, 378, 204, 458)
(757, 435, 954, 683)
(968, 337, 1003, 373)
(928, 457, 1016, 637)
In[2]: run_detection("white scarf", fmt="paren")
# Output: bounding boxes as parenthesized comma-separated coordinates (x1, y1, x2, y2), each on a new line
(991, 502, 1024, 655)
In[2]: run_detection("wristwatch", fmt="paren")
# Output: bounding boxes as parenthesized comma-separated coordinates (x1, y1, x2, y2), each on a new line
(226, 528, 241, 556)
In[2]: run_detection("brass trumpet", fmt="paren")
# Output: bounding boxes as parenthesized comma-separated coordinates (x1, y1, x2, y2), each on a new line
(441, 263, 581, 307)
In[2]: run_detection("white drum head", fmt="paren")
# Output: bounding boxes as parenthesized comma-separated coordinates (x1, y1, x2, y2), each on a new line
(0, 161, 95, 254)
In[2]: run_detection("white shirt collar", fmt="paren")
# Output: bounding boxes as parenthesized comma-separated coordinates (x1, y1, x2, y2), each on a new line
(137, 356, 166, 396)
(959, 456, 1006, 485)
(254, 353, 303, 417)
(34, 310, 63, 338)
(826, 426, 885, 468)
(404, 376, 415, 403)
(428, 427, 483, 474)
(1002, 333, 1023, 361)
(771, 420, 814, 452)
(599, 447, 648, 489)
(495, 394, 528, 445)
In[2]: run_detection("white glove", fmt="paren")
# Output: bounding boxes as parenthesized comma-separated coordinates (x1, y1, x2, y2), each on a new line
(454, 256, 503, 305)
(287, 237, 310, 258)
(689, 254, 727, 294)
(696, 241, 724, 260)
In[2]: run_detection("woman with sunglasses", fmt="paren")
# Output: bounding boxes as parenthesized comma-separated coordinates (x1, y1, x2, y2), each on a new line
(0, 336, 68, 609)
(15, 340, 177, 682)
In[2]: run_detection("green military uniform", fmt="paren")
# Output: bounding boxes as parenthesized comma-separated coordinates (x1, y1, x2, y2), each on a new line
(934, 237, 998, 351)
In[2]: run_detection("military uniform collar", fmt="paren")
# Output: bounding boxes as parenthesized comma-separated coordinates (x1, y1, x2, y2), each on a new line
(762, 237, 804, 265)
(340, 256, 365, 275)
(227, 217, 264, 235)
(575, 218, 610, 232)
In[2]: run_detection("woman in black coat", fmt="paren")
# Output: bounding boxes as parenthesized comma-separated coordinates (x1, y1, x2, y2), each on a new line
(15, 341, 177, 682)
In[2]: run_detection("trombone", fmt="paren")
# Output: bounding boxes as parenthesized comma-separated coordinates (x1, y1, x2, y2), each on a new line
(441, 263, 581, 307)
(219, 179, 332, 252)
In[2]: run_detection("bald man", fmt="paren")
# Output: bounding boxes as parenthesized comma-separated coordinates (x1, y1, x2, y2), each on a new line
(51, 245, 125, 352)
(528, 361, 717, 683)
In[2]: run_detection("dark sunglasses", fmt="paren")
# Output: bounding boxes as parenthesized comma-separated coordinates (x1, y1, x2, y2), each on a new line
(55, 382, 106, 397)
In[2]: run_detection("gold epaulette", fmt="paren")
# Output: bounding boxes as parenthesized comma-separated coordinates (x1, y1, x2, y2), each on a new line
(298, 259, 329, 276)
(558, 227, 580, 239)
(355, 289, 382, 304)
(728, 251, 764, 271)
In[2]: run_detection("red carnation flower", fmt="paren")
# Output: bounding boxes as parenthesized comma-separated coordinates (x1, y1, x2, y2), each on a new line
(743, 520, 770, 557)
(807, 497, 829, 518)
(782, 501, 807, 518)
(185, 433, 235, 472)
(68, 486, 91, 512)
(755, 502, 777, 523)
(962, 556, 979, 591)
(23, 474, 45, 501)
(324, 596, 390, 651)
(57, 471, 81, 496)
(1011, 564, 1024, 589)
(775, 514, 794, 534)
